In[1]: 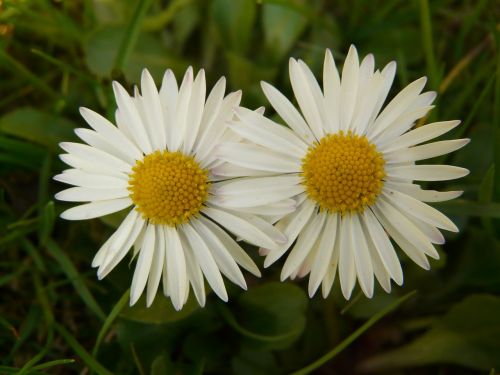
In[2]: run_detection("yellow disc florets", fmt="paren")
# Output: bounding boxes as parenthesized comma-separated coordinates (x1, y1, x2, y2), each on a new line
(128, 150, 210, 226)
(301, 131, 385, 214)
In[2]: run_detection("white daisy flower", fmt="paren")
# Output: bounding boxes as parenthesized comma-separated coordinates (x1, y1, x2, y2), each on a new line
(216, 46, 470, 300)
(54, 68, 286, 310)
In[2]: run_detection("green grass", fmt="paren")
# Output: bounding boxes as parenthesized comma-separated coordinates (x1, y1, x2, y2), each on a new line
(1, 0, 499, 374)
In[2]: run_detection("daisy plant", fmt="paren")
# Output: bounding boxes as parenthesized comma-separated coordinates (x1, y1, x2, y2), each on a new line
(54, 68, 286, 310)
(217, 46, 470, 300)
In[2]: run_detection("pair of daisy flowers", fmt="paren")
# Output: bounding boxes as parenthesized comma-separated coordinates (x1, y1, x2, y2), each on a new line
(55, 46, 469, 311)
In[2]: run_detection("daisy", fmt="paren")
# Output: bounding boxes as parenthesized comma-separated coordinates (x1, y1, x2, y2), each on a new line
(216, 46, 469, 300)
(54, 68, 286, 310)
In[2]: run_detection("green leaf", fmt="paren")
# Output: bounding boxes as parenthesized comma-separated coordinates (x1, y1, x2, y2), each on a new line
(0, 108, 76, 152)
(120, 292, 199, 324)
(211, 0, 256, 54)
(38, 201, 55, 247)
(84, 26, 188, 83)
(360, 294, 500, 372)
(45, 239, 106, 321)
(93, 290, 130, 357)
(292, 291, 417, 375)
(262, 2, 308, 62)
(55, 323, 113, 375)
(433, 200, 500, 218)
(224, 282, 308, 350)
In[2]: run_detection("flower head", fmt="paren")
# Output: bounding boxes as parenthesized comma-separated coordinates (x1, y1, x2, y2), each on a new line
(55, 68, 286, 310)
(217, 46, 469, 299)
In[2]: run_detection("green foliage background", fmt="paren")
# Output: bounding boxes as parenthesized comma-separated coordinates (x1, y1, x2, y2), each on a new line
(1, 0, 499, 374)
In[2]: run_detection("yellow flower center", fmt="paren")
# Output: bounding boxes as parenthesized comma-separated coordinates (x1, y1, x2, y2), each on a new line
(128, 150, 210, 226)
(301, 131, 385, 214)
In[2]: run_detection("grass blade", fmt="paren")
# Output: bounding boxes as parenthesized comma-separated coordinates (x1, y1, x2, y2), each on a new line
(113, 0, 155, 74)
(45, 239, 106, 320)
(55, 323, 113, 375)
(290, 291, 417, 375)
(93, 290, 129, 357)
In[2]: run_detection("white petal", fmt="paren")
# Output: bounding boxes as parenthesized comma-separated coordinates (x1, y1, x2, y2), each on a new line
(383, 189, 458, 232)
(164, 226, 188, 311)
(363, 226, 393, 293)
(79, 107, 142, 160)
(203, 206, 285, 250)
(232, 107, 308, 156)
(196, 91, 241, 164)
(381, 120, 462, 153)
(97, 214, 145, 278)
(231, 199, 296, 217)
(54, 170, 127, 188)
(112, 82, 152, 154)
(55, 186, 129, 202)
(191, 219, 247, 289)
(182, 223, 228, 302)
(321, 226, 340, 299)
(183, 69, 206, 154)
(350, 214, 374, 298)
(384, 181, 463, 202)
(74, 128, 136, 165)
(130, 224, 155, 305)
(217, 142, 300, 173)
(159, 69, 178, 151)
(351, 72, 384, 135)
(194, 77, 226, 152)
(386, 165, 469, 181)
(263, 199, 316, 267)
(140, 69, 166, 151)
(281, 212, 327, 280)
(340, 45, 359, 131)
(289, 59, 324, 139)
(369, 77, 427, 139)
(214, 174, 302, 195)
(338, 214, 357, 299)
(60, 142, 131, 173)
(361, 209, 403, 285)
(384, 139, 470, 163)
(199, 217, 260, 277)
(178, 230, 205, 307)
(297, 59, 329, 132)
(260, 81, 315, 143)
(146, 225, 165, 307)
(211, 185, 303, 209)
(211, 163, 274, 178)
(60, 198, 132, 220)
(59, 154, 125, 179)
(171, 67, 193, 151)
(374, 105, 435, 146)
(308, 213, 338, 297)
(371, 201, 431, 269)
(367, 61, 397, 127)
(323, 49, 341, 133)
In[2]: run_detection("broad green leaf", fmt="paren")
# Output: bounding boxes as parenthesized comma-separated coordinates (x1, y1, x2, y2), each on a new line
(262, 2, 308, 62)
(232, 349, 280, 375)
(84, 26, 188, 83)
(211, 0, 256, 54)
(120, 292, 199, 324)
(0, 108, 76, 152)
(226, 282, 308, 350)
(360, 294, 500, 372)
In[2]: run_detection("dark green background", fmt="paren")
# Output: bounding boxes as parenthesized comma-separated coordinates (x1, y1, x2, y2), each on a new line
(0, 0, 499, 374)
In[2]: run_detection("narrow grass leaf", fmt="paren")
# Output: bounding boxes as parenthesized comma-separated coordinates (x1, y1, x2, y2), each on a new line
(291, 291, 417, 375)
(45, 239, 106, 320)
(55, 323, 113, 375)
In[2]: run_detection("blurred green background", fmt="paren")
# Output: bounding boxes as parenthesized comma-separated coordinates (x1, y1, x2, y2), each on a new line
(1, 0, 499, 374)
